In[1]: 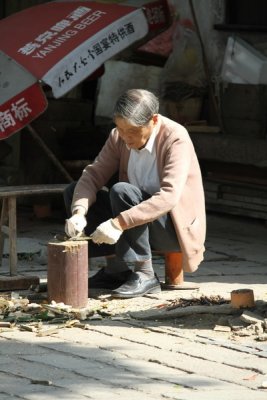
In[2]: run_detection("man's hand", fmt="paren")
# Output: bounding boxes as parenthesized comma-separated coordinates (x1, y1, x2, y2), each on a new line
(91, 219, 123, 244)
(65, 214, 87, 238)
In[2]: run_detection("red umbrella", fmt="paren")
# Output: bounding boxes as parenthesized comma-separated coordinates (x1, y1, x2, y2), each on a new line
(0, 1, 152, 134)
(0, 50, 48, 140)
(0, 0, 170, 179)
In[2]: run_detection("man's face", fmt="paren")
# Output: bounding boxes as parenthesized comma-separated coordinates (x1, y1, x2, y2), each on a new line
(115, 115, 158, 150)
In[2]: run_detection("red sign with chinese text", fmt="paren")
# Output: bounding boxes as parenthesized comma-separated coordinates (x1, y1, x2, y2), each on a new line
(142, 0, 171, 32)
(0, 2, 144, 77)
(0, 1, 149, 98)
(0, 83, 47, 139)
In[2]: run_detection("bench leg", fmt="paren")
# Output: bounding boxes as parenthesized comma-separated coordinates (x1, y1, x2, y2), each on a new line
(0, 195, 40, 289)
(163, 252, 199, 290)
(0, 198, 8, 266)
(8, 197, 17, 276)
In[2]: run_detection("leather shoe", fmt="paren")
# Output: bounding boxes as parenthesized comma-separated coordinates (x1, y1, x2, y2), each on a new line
(112, 272, 161, 298)
(89, 268, 132, 290)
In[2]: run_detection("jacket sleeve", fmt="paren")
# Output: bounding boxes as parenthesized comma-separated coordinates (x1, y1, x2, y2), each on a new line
(71, 129, 121, 214)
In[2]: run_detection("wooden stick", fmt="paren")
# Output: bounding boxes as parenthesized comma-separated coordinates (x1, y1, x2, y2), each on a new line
(27, 124, 73, 183)
(188, 0, 224, 133)
(8, 196, 17, 276)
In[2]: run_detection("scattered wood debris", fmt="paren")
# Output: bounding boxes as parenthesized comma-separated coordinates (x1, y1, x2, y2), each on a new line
(0, 291, 266, 341)
(0, 291, 131, 336)
(228, 316, 248, 331)
(166, 295, 228, 310)
(131, 294, 267, 340)
(0, 292, 105, 336)
(229, 307, 267, 340)
(213, 325, 232, 332)
(240, 310, 265, 325)
(31, 379, 52, 386)
(131, 295, 237, 320)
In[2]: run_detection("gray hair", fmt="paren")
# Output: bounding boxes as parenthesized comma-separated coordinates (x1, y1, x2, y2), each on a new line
(113, 89, 159, 126)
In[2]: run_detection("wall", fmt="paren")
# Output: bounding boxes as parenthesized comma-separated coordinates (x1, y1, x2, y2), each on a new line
(95, 60, 163, 118)
(96, 0, 267, 122)
(96, 0, 227, 119)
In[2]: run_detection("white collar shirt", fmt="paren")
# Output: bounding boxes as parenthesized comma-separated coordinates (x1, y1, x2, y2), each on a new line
(127, 128, 160, 195)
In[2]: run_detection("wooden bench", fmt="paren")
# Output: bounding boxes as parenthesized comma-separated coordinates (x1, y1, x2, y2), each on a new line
(0, 184, 198, 291)
(0, 184, 68, 276)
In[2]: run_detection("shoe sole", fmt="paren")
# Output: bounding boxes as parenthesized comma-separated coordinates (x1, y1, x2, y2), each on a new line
(112, 284, 161, 299)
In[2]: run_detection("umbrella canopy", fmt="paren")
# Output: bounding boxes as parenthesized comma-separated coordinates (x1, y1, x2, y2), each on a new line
(0, 0, 152, 139)
(0, 1, 149, 98)
(0, 0, 171, 181)
(0, 50, 48, 139)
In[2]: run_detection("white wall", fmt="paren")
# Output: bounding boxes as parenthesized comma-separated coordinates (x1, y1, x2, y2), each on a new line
(95, 60, 163, 118)
(96, 0, 267, 119)
(96, 0, 226, 118)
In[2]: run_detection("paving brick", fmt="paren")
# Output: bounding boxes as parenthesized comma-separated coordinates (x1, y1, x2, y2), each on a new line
(1, 212, 267, 399)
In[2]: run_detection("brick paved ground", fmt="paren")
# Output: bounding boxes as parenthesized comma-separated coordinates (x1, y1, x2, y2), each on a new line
(0, 210, 266, 399)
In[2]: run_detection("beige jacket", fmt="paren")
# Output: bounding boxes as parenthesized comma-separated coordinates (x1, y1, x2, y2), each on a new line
(72, 115, 206, 272)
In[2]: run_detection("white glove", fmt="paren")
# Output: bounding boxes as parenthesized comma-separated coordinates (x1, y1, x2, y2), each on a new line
(91, 219, 123, 245)
(65, 214, 87, 237)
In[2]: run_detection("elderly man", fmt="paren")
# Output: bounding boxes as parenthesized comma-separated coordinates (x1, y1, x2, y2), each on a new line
(64, 89, 206, 298)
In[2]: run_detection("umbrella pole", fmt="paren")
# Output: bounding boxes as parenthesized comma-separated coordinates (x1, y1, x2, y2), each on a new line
(27, 124, 73, 183)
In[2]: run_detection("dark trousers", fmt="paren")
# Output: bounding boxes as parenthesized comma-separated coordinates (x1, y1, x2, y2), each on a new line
(63, 182, 180, 262)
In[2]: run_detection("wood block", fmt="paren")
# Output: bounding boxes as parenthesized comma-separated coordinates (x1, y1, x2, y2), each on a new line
(0, 275, 39, 291)
(47, 240, 88, 308)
